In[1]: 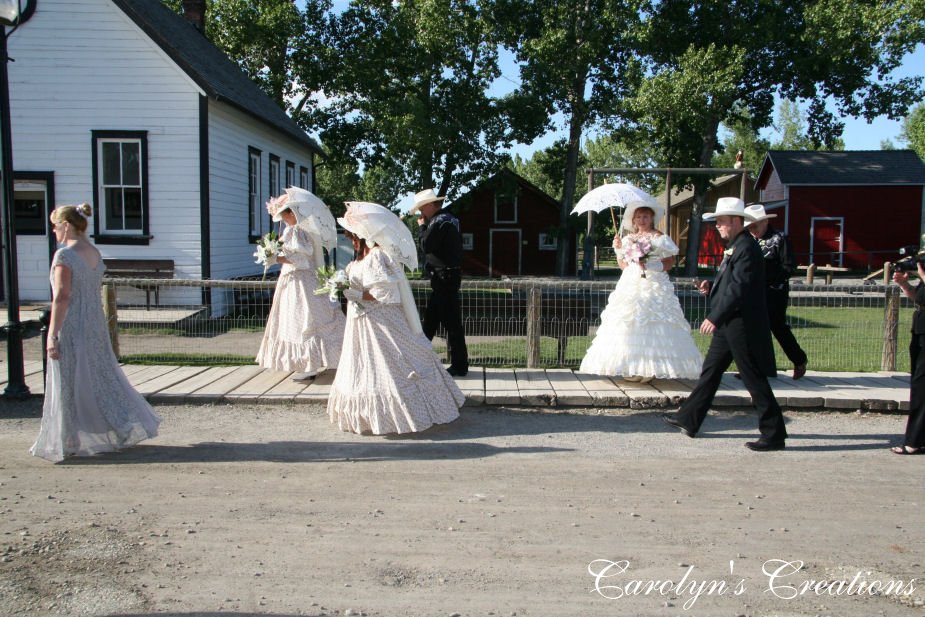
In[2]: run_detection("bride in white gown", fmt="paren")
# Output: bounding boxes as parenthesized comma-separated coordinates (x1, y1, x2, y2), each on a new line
(579, 201, 702, 382)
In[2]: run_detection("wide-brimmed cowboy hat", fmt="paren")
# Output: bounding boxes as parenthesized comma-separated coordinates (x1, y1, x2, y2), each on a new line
(744, 204, 778, 226)
(703, 197, 757, 221)
(622, 200, 666, 232)
(408, 188, 445, 214)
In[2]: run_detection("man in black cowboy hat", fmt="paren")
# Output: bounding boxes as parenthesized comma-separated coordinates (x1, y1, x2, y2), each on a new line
(663, 197, 787, 451)
(745, 204, 808, 380)
(413, 189, 469, 377)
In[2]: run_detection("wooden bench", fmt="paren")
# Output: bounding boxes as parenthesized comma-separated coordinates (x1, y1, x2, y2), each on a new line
(797, 264, 850, 285)
(102, 258, 175, 309)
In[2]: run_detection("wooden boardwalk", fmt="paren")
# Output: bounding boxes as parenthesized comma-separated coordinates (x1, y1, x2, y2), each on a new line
(1, 361, 911, 411)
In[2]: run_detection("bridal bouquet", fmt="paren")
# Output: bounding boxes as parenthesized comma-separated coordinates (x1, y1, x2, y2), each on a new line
(623, 236, 652, 278)
(254, 230, 284, 278)
(315, 266, 350, 303)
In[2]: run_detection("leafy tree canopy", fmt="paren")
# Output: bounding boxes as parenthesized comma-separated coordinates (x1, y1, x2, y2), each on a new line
(901, 103, 925, 160)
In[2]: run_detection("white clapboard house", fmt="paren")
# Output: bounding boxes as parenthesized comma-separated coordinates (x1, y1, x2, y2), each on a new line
(6, 0, 323, 311)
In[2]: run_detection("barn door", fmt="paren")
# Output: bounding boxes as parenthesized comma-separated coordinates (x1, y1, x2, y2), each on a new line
(810, 217, 844, 267)
(489, 229, 521, 277)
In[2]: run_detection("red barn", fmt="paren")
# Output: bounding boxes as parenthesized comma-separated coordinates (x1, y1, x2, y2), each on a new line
(448, 170, 576, 277)
(755, 150, 925, 270)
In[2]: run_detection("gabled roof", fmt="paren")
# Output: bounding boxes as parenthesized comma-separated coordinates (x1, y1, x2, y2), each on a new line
(449, 168, 562, 211)
(756, 150, 925, 187)
(112, 0, 323, 155)
(656, 173, 755, 208)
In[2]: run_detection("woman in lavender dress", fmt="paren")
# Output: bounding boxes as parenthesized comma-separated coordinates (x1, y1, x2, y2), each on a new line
(31, 204, 160, 462)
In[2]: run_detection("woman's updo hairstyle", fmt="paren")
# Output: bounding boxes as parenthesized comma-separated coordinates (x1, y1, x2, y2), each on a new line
(51, 203, 92, 234)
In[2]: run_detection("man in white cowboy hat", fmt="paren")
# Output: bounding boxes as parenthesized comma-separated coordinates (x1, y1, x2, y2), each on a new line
(411, 188, 469, 376)
(746, 204, 808, 380)
(663, 197, 788, 451)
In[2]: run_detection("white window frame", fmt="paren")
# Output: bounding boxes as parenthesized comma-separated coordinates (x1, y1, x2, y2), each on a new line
(494, 192, 518, 224)
(285, 161, 295, 189)
(249, 148, 263, 237)
(538, 232, 557, 251)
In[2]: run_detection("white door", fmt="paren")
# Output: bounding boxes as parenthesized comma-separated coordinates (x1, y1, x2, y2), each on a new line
(13, 178, 54, 302)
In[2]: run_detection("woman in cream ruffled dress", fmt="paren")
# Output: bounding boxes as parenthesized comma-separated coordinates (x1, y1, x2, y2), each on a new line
(327, 202, 463, 435)
(579, 201, 702, 382)
(256, 188, 344, 381)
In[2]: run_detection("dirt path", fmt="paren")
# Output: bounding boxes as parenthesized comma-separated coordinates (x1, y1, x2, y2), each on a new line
(0, 400, 923, 617)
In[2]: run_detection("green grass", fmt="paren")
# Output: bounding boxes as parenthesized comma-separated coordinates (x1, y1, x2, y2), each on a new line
(435, 305, 911, 372)
(115, 303, 912, 373)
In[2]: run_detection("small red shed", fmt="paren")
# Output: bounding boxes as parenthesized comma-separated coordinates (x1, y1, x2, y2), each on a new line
(755, 150, 925, 270)
(448, 169, 576, 277)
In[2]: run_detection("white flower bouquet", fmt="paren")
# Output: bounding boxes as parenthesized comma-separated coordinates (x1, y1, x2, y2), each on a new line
(254, 230, 284, 278)
(315, 266, 350, 303)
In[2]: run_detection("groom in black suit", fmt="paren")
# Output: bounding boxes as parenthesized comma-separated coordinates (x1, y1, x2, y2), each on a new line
(663, 197, 787, 451)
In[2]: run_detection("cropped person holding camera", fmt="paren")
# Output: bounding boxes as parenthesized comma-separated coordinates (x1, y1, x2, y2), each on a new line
(891, 260, 925, 455)
(411, 189, 469, 377)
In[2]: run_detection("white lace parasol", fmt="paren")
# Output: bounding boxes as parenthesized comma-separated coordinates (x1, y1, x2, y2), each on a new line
(338, 201, 418, 271)
(284, 187, 337, 251)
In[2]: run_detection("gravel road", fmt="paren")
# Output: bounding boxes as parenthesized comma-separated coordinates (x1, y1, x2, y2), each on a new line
(0, 399, 922, 617)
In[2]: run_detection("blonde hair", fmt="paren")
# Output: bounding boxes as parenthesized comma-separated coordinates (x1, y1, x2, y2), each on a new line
(51, 203, 92, 234)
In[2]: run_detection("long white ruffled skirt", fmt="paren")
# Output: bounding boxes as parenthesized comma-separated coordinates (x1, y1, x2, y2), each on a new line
(579, 265, 702, 379)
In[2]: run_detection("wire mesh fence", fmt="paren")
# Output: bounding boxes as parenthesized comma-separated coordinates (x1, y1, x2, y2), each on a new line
(84, 276, 914, 373)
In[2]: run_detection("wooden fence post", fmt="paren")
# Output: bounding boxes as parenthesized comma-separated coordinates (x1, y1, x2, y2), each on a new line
(883, 262, 892, 286)
(805, 263, 816, 285)
(882, 286, 900, 371)
(526, 286, 541, 368)
(102, 283, 119, 358)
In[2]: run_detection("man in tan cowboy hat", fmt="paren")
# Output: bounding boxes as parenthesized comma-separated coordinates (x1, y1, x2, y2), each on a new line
(411, 189, 469, 376)
(663, 197, 788, 451)
(745, 204, 808, 380)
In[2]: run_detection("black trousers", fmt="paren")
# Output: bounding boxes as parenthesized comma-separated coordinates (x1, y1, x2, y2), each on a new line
(423, 270, 468, 372)
(905, 334, 925, 448)
(767, 286, 807, 367)
(676, 318, 787, 442)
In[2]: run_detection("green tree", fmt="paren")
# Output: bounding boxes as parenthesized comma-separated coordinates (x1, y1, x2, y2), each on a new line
(771, 99, 845, 151)
(900, 103, 925, 160)
(627, 0, 924, 275)
(713, 110, 771, 172)
(312, 0, 541, 202)
(162, 0, 319, 109)
(494, 0, 643, 276)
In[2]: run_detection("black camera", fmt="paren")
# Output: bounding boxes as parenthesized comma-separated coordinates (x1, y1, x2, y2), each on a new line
(893, 244, 925, 272)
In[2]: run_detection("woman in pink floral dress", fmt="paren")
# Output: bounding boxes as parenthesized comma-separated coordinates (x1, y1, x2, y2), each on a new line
(327, 202, 463, 435)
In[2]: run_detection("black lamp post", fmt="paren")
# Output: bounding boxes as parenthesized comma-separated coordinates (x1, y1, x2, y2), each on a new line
(0, 0, 36, 399)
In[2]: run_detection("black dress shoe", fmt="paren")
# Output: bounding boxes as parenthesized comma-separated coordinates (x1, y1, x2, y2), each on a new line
(745, 440, 786, 452)
(792, 363, 807, 380)
(447, 367, 468, 377)
(662, 413, 695, 438)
